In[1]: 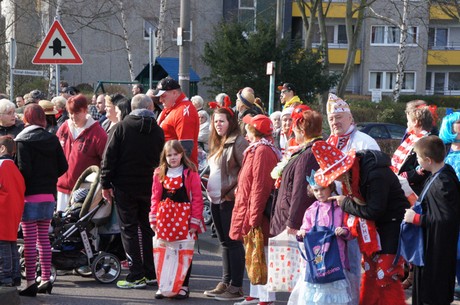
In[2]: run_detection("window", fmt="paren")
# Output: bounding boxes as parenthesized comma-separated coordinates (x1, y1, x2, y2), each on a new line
(143, 19, 156, 40)
(426, 72, 460, 94)
(428, 28, 448, 48)
(239, 0, 256, 32)
(448, 72, 460, 90)
(368, 126, 390, 139)
(312, 24, 348, 46)
(371, 25, 418, 45)
(369, 72, 415, 92)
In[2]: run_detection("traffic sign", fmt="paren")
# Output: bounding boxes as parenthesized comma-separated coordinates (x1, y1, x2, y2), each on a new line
(12, 69, 45, 77)
(32, 20, 83, 65)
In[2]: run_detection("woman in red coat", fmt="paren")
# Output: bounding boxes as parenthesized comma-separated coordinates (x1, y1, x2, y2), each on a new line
(230, 114, 281, 305)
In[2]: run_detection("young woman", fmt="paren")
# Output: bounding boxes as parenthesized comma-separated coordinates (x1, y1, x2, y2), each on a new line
(150, 140, 205, 300)
(15, 104, 68, 296)
(203, 107, 248, 301)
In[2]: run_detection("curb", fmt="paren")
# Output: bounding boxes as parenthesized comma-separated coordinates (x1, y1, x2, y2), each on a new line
(0, 287, 21, 305)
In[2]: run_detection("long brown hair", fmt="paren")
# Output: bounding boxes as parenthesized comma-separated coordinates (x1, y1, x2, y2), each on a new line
(157, 140, 197, 182)
(208, 108, 240, 158)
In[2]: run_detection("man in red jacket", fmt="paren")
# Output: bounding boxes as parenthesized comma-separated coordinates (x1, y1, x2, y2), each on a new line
(0, 136, 25, 287)
(155, 77, 199, 165)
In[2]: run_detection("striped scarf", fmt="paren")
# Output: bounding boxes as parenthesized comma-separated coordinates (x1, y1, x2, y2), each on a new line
(391, 130, 428, 173)
(327, 126, 355, 151)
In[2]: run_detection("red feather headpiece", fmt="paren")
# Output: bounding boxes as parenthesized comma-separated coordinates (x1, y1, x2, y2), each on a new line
(209, 95, 234, 116)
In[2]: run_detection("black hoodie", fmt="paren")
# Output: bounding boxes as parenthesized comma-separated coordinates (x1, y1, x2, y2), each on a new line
(101, 110, 165, 194)
(15, 126, 68, 196)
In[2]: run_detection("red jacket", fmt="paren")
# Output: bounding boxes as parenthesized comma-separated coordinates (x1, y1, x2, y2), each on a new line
(150, 167, 206, 234)
(0, 158, 25, 241)
(56, 118, 107, 194)
(230, 143, 279, 244)
(157, 93, 199, 165)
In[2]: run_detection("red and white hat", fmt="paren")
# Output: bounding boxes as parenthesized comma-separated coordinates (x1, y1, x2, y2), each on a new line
(243, 114, 273, 136)
(312, 140, 356, 187)
(326, 93, 350, 115)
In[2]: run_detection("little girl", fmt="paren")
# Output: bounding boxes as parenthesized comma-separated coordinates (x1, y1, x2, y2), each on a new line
(296, 176, 353, 305)
(150, 140, 205, 299)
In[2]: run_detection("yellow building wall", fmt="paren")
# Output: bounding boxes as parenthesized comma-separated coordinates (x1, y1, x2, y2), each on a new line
(292, 2, 358, 18)
(429, 4, 459, 20)
(427, 50, 460, 65)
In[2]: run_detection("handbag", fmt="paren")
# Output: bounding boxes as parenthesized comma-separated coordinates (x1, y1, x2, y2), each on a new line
(267, 230, 304, 292)
(152, 233, 195, 297)
(263, 189, 278, 218)
(302, 203, 346, 284)
(395, 170, 441, 266)
(243, 226, 267, 285)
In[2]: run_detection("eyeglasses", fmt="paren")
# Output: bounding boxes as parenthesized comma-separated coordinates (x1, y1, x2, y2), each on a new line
(281, 89, 291, 94)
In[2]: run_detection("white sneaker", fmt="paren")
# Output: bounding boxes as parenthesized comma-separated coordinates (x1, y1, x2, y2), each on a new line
(234, 297, 260, 305)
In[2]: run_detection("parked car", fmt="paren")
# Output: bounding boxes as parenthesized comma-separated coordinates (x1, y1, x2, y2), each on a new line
(356, 122, 407, 156)
(356, 122, 406, 140)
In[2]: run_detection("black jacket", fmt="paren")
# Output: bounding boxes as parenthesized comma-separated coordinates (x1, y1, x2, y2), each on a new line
(0, 119, 24, 138)
(101, 110, 165, 195)
(15, 126, 68, 196)
(341, 150, 410, 254)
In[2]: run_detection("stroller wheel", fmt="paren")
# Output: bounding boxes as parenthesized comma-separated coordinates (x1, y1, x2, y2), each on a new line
(202, 195, 213, 225)
(92, 252, 121, 284)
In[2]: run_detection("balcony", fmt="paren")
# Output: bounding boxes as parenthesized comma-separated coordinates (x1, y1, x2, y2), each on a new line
(427, 49, 460, 65)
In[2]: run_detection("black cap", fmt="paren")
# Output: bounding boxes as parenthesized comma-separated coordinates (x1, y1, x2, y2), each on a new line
(277, 83, 296, 94)
(155, 77, 181, 96)
(30, 90, 46, 100)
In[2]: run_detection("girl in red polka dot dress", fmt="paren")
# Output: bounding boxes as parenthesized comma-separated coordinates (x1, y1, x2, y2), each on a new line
(150, 140, 205, 299)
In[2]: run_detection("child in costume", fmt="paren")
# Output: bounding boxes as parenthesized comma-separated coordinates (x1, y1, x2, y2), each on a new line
(296, 172, 353, 305)
(0, 135, 25, 287)
(150, 140, 205, 299)
(404, 136, 460, 305)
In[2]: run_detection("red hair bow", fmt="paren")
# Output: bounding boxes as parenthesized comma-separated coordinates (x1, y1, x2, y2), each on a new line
(291, 105, 311, 127)
(209, 95, 234, 116)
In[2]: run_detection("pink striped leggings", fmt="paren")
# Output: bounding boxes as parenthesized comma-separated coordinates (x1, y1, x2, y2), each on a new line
(21, 220, 52, 282)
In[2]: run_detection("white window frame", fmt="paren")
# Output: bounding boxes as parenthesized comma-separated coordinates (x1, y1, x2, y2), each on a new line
(369, 71, 416, 92)
(428, 27, 449, 49)
(239, 0, 257, 32)
(370, 25, 418, 46)
(312, 24, 349, 48)
(143, 19, 156, 40)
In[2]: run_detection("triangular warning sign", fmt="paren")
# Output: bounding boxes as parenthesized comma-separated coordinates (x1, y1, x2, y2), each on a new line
(32, 20, 83, 65)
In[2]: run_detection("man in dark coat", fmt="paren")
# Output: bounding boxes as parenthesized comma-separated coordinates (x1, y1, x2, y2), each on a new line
(101, 94, 165, 289)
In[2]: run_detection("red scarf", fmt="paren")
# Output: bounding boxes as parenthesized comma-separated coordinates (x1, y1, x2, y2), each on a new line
(391, 130, 428, 173)
(327, 127, 354, 151)
(342, 160, 381, 256)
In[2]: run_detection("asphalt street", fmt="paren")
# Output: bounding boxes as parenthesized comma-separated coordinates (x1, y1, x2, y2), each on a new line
(12, 228, 460, 305)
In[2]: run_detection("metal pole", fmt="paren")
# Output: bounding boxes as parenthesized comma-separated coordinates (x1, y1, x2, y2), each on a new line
(149, 28, 153, 89)
(178, 0, 190, 96)
(9, 38, 15, 103)
(268, 61, 276, 115)
(56, 64, 60, 96)
(275, 0, 285, 46)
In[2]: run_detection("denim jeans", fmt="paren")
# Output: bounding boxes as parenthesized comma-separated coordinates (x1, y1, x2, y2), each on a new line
(0, 241, 20, 286)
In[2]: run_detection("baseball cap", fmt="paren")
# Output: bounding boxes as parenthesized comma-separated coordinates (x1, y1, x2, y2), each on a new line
(155, 77, 181, 97)
(277, 83, 296, 93)
(243, 114, 273, 136)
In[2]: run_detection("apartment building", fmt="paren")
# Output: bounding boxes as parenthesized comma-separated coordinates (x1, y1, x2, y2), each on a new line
(291, 0, 460, 97)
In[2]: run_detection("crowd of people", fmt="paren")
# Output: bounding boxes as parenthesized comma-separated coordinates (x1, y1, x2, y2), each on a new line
(0, 80, 459, 305)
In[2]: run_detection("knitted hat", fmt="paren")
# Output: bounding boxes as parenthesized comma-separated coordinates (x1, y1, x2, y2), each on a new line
(236, 87, 255, 108)
(326, 93, 350, 115)
(39, 100, 57, 115)
(312, 140, 356, 187)
(243, 114, 273, 136)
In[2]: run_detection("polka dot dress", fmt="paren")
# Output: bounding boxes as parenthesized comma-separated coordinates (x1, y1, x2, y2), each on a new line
(156, 175, 192, 241)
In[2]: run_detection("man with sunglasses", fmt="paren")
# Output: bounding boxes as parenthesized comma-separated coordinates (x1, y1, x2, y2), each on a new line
(278, 83, 303, 109)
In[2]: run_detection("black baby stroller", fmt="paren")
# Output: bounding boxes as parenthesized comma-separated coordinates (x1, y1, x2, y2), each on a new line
(49, 166, 123, 284)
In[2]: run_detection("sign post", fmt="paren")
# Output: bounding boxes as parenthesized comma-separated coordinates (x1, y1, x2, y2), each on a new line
(266, 61, 276, 115)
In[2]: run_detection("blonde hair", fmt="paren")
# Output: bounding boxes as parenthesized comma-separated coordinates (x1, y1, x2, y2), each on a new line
(157, 140, 197, 182)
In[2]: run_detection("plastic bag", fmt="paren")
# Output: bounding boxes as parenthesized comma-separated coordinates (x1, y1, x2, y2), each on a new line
(152, 233, 195, 297)
(243, 227, 267, 285)
(267, 230, 304, 292)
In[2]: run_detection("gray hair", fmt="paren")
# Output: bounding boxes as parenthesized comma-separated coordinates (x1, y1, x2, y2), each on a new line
(131, 94, 153, 110)
(198, 110, 209, 122)
(215, 93, 228, 106)
(0, 99, 15, 113)
(51, 96, 67, 110)
(191, 95, 204, 108)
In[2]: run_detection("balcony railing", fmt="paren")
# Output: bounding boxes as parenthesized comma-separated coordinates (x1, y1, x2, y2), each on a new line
(428, 42, 460, 50)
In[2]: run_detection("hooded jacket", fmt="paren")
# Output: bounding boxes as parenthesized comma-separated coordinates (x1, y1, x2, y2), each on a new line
(341, 150, 410, 254)
(101, 110, 165, 194)
(15, 126, 68, 196)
